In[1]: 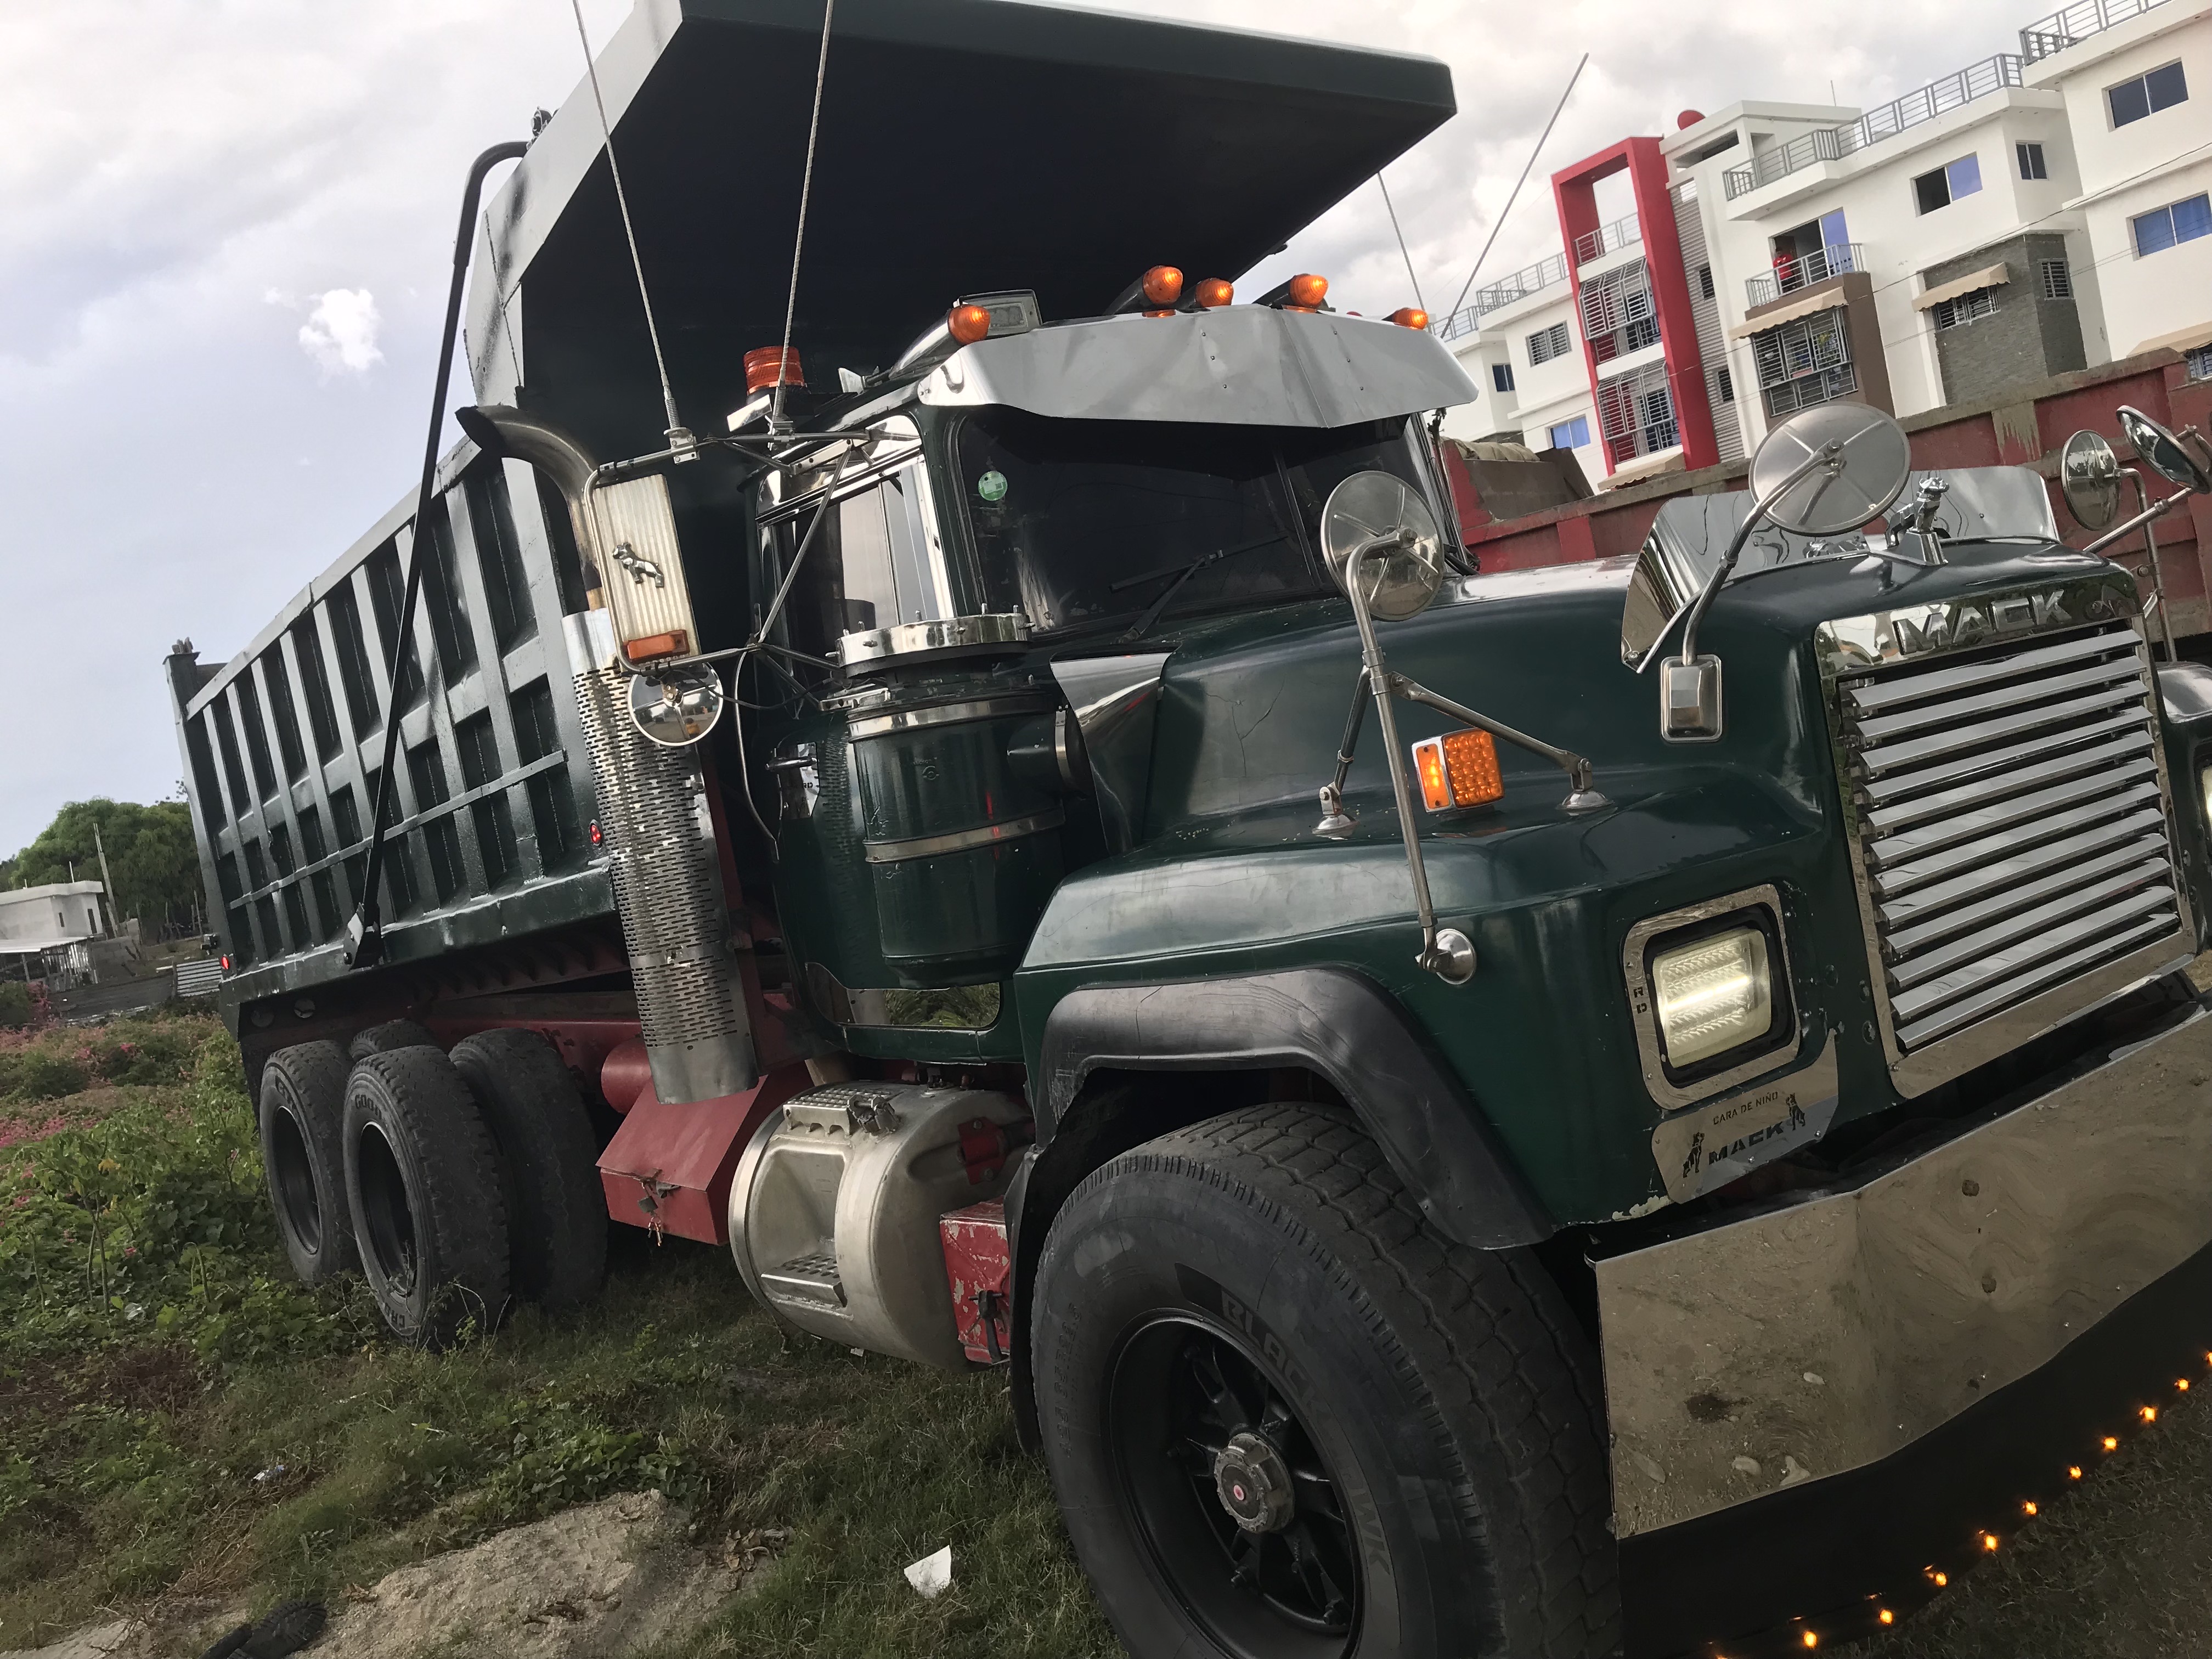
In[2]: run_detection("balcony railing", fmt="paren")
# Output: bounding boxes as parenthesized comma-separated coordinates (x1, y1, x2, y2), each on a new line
(1722, 54, 2025, 199)
(1573, 213, 1641, 266)
(2022, 0, 2171, 60)
(1595, 362, 1678, 466)
(1745, 241, 1865, 307)
(1432, 252, 1571, 341)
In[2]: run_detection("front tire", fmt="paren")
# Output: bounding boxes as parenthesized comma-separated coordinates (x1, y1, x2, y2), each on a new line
(342, 1048, 511, 1347)
(1031, 1102, 1617, 1659)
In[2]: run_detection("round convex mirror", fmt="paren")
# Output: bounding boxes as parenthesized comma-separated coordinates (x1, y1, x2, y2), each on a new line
(628, 661, 725, 747)
(2059, 430, 2122, 529)
(1749, 402, 1912, 537)
(2118, 405, 2212, 494)
(1319, 471, 1446, 622)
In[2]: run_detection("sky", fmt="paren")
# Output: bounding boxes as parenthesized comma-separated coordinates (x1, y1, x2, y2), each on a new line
(0, 0, 2046, 859)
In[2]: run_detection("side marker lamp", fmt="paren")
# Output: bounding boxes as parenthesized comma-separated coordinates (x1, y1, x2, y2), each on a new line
(1195, 278, 1234, 308)
(949, 303, 992, 346)
(1141, 265, 1184, 310)
(1285, 273, 1329, 312)
(1650, 926, 1774, 1067)
(1388, 307, 1430, 329)
(1410, 729, 1505, 812)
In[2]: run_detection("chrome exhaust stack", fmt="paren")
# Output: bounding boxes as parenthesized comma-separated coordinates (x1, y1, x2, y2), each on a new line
(462, 404, 758, 1105)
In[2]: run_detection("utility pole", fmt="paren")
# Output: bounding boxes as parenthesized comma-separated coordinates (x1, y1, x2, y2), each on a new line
(93, 823, 119, 937)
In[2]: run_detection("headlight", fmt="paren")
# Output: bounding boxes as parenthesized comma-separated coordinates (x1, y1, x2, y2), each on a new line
(1651, 926, 1774, 1067)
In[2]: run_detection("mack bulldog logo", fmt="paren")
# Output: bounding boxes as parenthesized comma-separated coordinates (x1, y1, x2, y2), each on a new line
(1650, 1032, 1839, 1204)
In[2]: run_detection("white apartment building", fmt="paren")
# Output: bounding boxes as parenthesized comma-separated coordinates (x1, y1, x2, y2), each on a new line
(1436, 0, 2210, 479)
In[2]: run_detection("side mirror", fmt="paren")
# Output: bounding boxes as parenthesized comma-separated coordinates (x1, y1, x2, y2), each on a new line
(628, 661, 725, 746)
(1319, 471, 1447, 621)
(1650, 403, 1911, 742)
(2059, 430, 2122, 530)
(2119, 405, 2212, 494)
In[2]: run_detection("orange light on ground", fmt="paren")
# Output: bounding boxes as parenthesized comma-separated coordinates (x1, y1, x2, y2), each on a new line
(1388, 306, 1430, 328)
(2142, 1406, 2159, 1424)
(2023, 1501, 2038, 1516)
(1983, 1533, 2000, 1552)
(1931, 1572, 1949, 1588)
(949, 303, 992, 345)
(2068, 1465, 2083, 1479)
(2103, 1436, 2120, 1452)
(1878, 1610, 1895, 1626)
(1195, 278, 1234, 308)
(1800, 1632, 1818, 1650)
(1284, 273, 1329, 311)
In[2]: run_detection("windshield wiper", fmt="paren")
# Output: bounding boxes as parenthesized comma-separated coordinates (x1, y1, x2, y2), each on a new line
(1115, 531, 1293, 641)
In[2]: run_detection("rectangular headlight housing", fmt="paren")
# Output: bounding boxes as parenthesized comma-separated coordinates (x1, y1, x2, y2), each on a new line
(1651, 926, 1775, 1069)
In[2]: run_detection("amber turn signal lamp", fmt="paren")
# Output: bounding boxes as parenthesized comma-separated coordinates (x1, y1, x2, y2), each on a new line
(1195, 277, 1234, 308)
(2022, 1500, 2038, 1516)
(1389, 306, 1430, 329)
(1878, 1610, 1895, 1626)
(1982, 1533, 1999, 1552)
(2102, 1435, 2120, 1451)
(2141, 1405, 2158, 1423)
(1411, 730, 1505, 811)
(626, 630, 689, 662)
(1800, 1632, 1818, 1650)
(2068, 1465, 2083, 1479)
(949, 303, 992, 345)
(1284, 272, 1329, 312)
(1930, 1571, 1948, 1588)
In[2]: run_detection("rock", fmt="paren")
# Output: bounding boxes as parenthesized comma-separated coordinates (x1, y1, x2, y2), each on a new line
(305, 1491, 760, 1659)
(1731, 1456, 1762, 1476)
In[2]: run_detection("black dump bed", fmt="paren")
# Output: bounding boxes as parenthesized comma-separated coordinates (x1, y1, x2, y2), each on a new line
(170, 0, 1455, 1011)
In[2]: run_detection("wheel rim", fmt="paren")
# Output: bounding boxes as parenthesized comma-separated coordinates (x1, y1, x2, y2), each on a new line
(355, 1121, 419, 1297)
(1108, 1315, 1362, 1657)
(268, 1105, 322, 1254)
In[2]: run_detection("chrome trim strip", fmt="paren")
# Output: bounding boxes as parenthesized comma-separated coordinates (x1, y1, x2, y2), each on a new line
(1599, 1003, 2212, 1537)
(1888, 862, 2176, 988)
(1893, 909, 2178, 1047)
(1864, 729, 2151, 830)
(1818, 574, 2196, 1097)
(1858, 708, 2147, 805)
(1856, 681, 2148, 775)
(1852, 653, 2143, 743)
(1870, 783, 2161, 894)
(1843, 625, 2136, 713)
(1891, 890, 2179, 1023)
(1885, 845, 2169, 955)
(1877, 812, 2168, 923)
(845, 695, 1049, 740)
(860, 808, 1065, 864)
(1620, 884, 1802, 1111)
(836, 611, 1029, 669)
(1869, 759, 2157, 865)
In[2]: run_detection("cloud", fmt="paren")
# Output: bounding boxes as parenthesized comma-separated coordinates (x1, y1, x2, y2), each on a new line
(296, 287, 385, 375)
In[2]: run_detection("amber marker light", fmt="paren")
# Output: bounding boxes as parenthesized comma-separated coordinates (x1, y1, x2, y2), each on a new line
(1878, 1610, 1895, 1627)
(1413, 737, 1452, 811)
(2141, 1405, 2159, 1423)
(2179, 1378, 2191, 1391)
(1388, 306, 1430, 329)
(2023, 1500, 2039, 1516)
(949, 303, 992, 345)
(1983, 1533, 2000, 1553)
(1412, 730, 1506, 811)
(1931, 1572, 1949, 1588)
(2103, 1436, 2120, 1452)
(2068, 1465, 2083, 1479)
(1195, 277, 1234, 308)
(1284, 272, 1330, 312)
(1141, 265, 1184, 308)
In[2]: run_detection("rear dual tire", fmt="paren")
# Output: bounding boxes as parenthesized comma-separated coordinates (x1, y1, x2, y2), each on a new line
(257, 1041, 358, 1285)
(1032, 1102, 1618, 1659)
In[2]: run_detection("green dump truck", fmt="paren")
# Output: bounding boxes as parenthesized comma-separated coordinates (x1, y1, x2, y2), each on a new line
(166, 1, 2212, 1652)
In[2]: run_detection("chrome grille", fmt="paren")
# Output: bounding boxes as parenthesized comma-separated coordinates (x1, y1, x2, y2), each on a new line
(1835, 619, 2186, 1064)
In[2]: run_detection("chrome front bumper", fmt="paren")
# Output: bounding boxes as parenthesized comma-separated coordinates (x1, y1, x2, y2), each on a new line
(1598, 999, 2212, 1538)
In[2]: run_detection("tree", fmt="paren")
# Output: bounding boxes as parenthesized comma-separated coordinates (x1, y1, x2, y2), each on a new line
(8, 799, 206, 936)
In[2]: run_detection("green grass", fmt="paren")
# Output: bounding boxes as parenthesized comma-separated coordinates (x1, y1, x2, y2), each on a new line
(3, 1007, 2210, 1659)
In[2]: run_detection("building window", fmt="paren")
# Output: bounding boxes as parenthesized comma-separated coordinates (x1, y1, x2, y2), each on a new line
(2187, 345, 2212, 382)
(2040, 258, 2072, 298)
(1492, 362, 1516, 393)
(2109, 61, 2187, 128)
(2134, 193, 2212, 256)
(1698, 263, 1716, 300)
(1716, 364, 1735, 403)
(1548, 415, 1591, 449)
(1752, 311, 1856, 416)
(1914, 154, 1983, 215)
(1527, 321, 1572, 365)
(2017, 142, 2048, 180)
(1932, 288, 1999, 329)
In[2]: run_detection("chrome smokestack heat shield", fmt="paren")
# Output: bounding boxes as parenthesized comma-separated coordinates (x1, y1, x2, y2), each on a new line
(568, 609, 758, 1104)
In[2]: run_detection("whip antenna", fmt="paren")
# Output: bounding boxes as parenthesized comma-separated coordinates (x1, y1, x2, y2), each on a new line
(1376, 171, 1427, 314)
(1441, 53, 1588, 327)
(772, 0, 838, 432)
(568, 0, 694, 457)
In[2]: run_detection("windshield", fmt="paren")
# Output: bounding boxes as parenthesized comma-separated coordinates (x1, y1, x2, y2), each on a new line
(954, 411, 1430, 636)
